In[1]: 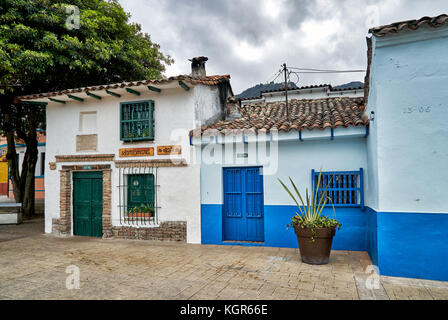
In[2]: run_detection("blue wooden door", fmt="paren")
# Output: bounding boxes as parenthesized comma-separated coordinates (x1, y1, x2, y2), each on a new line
(223, 167, 264, 242)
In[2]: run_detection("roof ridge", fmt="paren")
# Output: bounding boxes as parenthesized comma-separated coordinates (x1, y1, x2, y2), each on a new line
(239, 83, 364, 101)
(369, 14, 448, 37)
(244, 96, 363, 107)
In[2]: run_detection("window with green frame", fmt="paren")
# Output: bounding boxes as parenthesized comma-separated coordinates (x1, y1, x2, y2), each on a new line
(120, 100, 154, 141)
(127, 174, 155, 219)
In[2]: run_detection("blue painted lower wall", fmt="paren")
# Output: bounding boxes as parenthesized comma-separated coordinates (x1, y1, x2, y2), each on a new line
(201, 204, 369, 250)
(375, 210, 448, 281)
(202, 204, 448, 281)
(366, 207, 378, 266)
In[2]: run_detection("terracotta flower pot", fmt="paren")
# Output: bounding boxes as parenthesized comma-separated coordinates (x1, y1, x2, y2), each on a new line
(128, 212, 151, 218)
(294, 226, 336, 265)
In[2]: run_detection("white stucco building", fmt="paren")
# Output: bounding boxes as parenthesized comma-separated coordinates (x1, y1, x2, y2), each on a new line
(240, 83, 364, 106)
(14, 14, 448, 282)
(16, 57, 233, 244)
(363, 14, 448, 281)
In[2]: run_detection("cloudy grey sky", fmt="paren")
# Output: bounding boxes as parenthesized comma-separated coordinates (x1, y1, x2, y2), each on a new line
(119, 0, 448, 94)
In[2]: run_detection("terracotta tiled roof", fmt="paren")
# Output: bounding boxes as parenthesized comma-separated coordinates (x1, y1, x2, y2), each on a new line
(369, 14, 448, 37)
(194, 75, 231, 86)
(193, 97, 367, 137)
(16, 75, 231, 101)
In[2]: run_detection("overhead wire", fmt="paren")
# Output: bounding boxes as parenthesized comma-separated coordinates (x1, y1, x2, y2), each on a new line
(260, 65, 365, 93)
(264, 68, 283, 84)
(288, 67, 366, 73)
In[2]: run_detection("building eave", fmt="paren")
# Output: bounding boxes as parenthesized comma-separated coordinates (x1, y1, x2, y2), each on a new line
(15, 74, 231, 105)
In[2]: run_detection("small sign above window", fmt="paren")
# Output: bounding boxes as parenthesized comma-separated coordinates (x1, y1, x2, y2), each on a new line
(119, 147, 154, 158)
(157, 145, 182, 155)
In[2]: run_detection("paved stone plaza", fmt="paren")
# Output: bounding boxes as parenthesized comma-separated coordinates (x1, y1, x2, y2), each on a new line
(0, 218, 447, 300)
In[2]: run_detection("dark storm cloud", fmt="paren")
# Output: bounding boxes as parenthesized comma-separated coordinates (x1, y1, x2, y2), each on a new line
(283, 0, 313, 28)
(168, 0, 274, 45)
(120, 0, 448, 93)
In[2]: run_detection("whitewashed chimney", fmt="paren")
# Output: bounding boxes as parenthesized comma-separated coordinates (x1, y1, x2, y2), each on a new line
(189, 56, 208, 78)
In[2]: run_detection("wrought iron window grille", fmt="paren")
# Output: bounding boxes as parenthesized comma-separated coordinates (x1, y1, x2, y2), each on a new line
(117, 166, 159, 226)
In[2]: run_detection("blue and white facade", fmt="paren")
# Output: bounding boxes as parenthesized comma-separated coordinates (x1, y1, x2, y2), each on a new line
(195, 130, 369, 250)
(364, 22, 448, 281)
(193, 89, 369, 249)
(195, 19, 448, 282)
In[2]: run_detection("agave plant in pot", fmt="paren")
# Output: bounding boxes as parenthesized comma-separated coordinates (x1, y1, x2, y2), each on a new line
(279, 170, 341, 265)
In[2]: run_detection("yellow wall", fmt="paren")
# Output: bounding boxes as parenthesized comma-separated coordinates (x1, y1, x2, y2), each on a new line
(0, 151, 8, 183)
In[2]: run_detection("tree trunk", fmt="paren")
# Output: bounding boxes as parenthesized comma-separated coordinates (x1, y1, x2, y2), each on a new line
(21, 133, 38, 218)
(3, 105, 39, 218)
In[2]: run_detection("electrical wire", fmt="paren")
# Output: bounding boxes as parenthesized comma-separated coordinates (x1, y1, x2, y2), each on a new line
(288, 67, 366, 73)
(264, 69, 282, 84)
(271, 70, 283, 83)
(289, 71, 365, 74)
(260, 65, 364, 92)
(289, 71, 301, 85)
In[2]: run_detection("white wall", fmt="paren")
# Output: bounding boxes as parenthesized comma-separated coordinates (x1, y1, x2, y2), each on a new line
(44, 85, 213, 243)
(200, 133, 368, 206)
(194, 83, 233, 127)
(367, 27, 448, 213)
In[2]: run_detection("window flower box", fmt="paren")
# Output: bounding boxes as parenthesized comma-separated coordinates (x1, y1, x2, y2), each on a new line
(126, 204, 155, 219)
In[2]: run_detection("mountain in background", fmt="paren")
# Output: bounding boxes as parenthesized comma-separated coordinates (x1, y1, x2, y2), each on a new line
(236, 82, 298, 100)
(236, 81, 364, 100)
(332, 81, 364, 90)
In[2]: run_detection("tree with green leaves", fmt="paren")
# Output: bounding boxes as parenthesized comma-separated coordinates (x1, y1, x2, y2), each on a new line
(0, 0, 173, 217)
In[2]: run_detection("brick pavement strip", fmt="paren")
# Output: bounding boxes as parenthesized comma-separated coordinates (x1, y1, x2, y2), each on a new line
(0, 218, 447, 300)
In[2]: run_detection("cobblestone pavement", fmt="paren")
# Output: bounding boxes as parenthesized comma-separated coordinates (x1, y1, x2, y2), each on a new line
(0, 218, 447, 300)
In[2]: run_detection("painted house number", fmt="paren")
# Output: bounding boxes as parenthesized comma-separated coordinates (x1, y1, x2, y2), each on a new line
(403, 106, 431, 114)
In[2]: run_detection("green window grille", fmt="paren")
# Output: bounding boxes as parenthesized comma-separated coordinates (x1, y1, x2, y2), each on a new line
(118, 167, 159, 226)
(120, 100, 154, 141)
(127, 174, 155, 209)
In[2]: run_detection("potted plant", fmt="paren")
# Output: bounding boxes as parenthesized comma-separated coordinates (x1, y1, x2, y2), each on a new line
(127, 203, 155, 218)
(278, 170, 341, 265)
(143, 202, 155, 218)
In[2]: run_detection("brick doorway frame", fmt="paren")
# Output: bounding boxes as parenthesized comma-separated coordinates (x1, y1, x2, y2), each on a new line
(52, 164, 112, 238)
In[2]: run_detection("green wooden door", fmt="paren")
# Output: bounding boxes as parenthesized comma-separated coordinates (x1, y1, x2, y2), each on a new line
(73, 171, 103, 237)
(127, 174, 155, 209)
